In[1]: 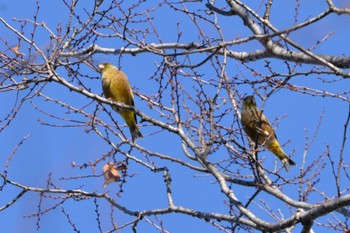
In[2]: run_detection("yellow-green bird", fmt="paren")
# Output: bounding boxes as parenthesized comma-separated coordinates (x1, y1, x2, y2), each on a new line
(98, 63, 143, 142)
(240, 96, 296, 172)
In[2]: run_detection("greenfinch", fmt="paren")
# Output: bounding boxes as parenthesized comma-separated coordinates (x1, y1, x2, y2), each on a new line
(240, 96, 296, 172)
(98, 63, 143, 142)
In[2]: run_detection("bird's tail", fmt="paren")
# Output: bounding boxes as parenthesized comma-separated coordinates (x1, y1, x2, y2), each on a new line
(130, 125, 143, 142)
(281, 157, 296, 172)
(268, 141, 296, 172)
(121, 111, 143, 142)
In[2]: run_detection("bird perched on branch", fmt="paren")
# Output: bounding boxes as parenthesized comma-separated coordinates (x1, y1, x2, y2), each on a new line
(98, 63, 143, 142)
(240, 95, 296, 172)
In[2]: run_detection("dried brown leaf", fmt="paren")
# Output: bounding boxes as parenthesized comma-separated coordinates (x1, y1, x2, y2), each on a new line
(103, 162, 121, 188)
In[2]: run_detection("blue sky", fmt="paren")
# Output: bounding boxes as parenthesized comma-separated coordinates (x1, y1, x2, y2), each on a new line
(1, 0, 350, 232)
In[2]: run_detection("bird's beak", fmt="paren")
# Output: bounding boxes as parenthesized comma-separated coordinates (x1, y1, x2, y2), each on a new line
(97, 64, 104, 72)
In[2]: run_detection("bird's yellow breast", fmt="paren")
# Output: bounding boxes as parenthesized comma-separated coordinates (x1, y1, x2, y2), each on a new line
(102, 69, 134, 107)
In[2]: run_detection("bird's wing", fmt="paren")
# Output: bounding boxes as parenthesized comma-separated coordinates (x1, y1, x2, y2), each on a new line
(113, 71, 137, 124)
(250, 108, 277, 140)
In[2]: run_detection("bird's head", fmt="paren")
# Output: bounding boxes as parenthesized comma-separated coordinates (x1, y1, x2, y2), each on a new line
(98, 63, 107, 72)
(98, 63, 115, 73)
(243, 95, 257, 107)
